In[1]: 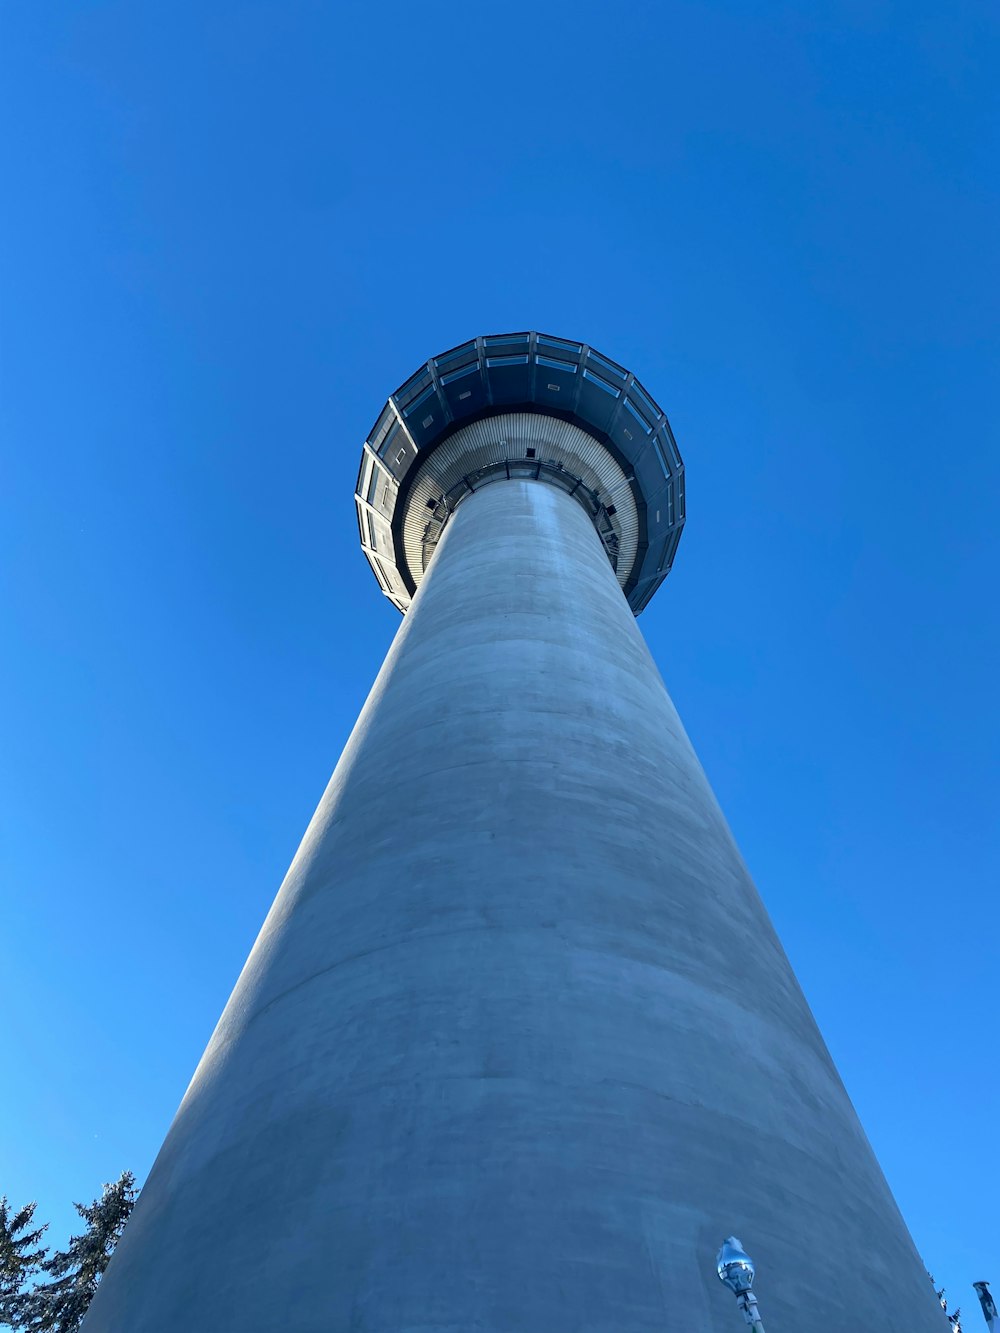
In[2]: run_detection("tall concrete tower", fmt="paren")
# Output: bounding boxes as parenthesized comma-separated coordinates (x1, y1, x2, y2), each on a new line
(85, 334, 945, 1332)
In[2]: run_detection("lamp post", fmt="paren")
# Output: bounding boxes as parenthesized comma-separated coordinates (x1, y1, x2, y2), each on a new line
(973, 1283, 997, 1333)
(716, 1236, 766, 1331)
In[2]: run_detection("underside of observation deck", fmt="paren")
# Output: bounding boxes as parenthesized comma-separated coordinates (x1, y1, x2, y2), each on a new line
(354, 332, 686, 615)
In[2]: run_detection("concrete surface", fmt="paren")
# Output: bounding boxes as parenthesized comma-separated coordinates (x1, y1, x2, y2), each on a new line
(84, 479, 946, 1332)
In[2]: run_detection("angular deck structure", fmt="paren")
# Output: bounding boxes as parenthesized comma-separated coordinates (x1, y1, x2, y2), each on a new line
(84, 334, 945, 1331)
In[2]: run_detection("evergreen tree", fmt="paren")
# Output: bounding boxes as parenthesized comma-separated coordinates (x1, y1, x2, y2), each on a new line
(17, 1173, 137, 1333)
(0, 1199, 48, 1328)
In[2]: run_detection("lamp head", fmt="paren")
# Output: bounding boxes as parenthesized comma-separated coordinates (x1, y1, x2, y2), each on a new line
(717, 1236, 756, 1295)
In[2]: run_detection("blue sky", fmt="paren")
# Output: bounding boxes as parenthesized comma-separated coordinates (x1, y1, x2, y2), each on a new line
(1, 0, 997, 1303)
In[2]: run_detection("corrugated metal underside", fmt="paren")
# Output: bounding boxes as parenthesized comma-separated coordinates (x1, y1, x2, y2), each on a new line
(400, 413, 638, 597)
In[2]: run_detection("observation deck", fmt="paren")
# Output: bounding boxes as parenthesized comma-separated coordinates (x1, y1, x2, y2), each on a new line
(354, 332, 685, 615)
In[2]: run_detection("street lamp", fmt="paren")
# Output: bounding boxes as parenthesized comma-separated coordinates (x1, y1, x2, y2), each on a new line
(973, 1282, 997, 1333)
(716, 1236, 766, 1331)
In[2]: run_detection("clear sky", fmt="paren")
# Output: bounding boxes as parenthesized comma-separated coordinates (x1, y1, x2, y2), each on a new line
(1, 0, 997, 1307)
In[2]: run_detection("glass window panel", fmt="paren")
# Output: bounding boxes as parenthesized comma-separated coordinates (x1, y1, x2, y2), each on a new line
(396, 372, 432, 408)
(586, 349, 626, 382)
(538, 335, 581, 353)
(582, 368, 620, 396)
(441, 363, 480, 385)
(662, 428, 681, 469)
(434, 341, 477, 368)
(629, 380, 660, 422)
(623, 397, 653, 434)
(651, 435, 670, 475)
(368, 405, 395, 451)
(374, 557, 394, 589)
(403, 384, 437, 416)
(377, 421, 401, 458)
(484, 333, 529, 347)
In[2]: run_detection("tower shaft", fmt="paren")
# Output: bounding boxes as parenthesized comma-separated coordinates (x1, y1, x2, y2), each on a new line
(85, 478, 941, 1331)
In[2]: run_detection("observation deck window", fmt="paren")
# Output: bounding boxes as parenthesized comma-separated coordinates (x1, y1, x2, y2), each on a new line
(434, 340, 477, 368)
(538, 335, 581, 354)
(403, 385, 437, 417)
(583, 368, 620, 396)
(484, 333, 529, 347)
(367, 464, 385, 508)
(623, 397, 653, 434)
(651, 436, 670, 475)
(441, 363, 479, 386)
(628, 381, 659, 424)
(585, 350, 626, 383)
